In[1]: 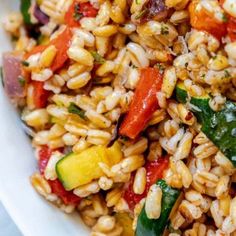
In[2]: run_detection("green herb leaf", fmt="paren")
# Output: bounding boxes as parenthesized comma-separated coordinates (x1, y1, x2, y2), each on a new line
(18, 76, 26, 87)
(90, 51, 106, 64)
(224, 70, 231, 79)
(22, 60, 29, 67)
(161, 24, 169, 35)
(73, 3, 83, 21)
(155, 63, 165, 74)
(68, 102, 86, 119)
(135, 8, 148, 20)
(120, 136, 129, 142)
(222, 13, 228, 23)
(73, 12, 83, 21)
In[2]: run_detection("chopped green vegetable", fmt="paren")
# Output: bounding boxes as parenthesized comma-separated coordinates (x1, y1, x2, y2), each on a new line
(161, 24, 169, 35)
(20, 0, 32, 25)
(136, 180, 180, 236)
(18, 76, 26, 87)
(176, 82, 236, 166)
(68, 102, 86, 119)
(90, 51, 105, 64)
(22, 60, 29, 67)
(73, 3, 83, 21)
(135, 9, 148, 20)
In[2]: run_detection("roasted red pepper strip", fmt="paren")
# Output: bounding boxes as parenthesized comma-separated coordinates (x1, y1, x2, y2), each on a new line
(31, 81, 50, 109)
(189, 0, 227, 40)
(25, 27, 72, 72)
(227, 16, 236, 42)
(38, 146, 81, 205)
(123, 157, 169, 210)
(119, 68, 163, 139)
(65, 1, 98, 28)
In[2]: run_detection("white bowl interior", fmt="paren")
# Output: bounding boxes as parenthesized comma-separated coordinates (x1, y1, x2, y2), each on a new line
(0, 1, 89, 235)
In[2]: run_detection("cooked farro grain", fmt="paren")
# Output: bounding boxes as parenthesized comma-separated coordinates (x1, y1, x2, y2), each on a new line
(145, 184, 162, 219)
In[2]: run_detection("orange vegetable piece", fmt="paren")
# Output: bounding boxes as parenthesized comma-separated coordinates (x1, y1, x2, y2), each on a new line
(189, 0, 227, 40)
(65, 1, 98, 28)
(25, 27, 72, 72)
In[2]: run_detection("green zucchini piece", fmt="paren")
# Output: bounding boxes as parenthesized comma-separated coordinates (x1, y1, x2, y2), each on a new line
(20, 0, 32, 25)
(175, 82, 236, 166)
(175, 82, 188, 104)
(136, 180, 180, 236)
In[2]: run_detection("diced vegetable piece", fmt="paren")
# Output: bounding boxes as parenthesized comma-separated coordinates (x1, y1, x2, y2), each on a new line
(33, 4, 49, 24)
(175, 81, 210, 105)
(31, 81, 50, 108)
(116, 213, 134, 236)
(2, 52, 25, 99)
(65, 1, 98, 27)
(123, 157, 169, 210)
(26, 27, 72, 72)
(119, 68, 163, 139)
(227, 16, 236, 42)
(38, 146, 80, 205)
(189, 0, 227, 39)
(139, 0, 167, 22)
(50, 27, 72, 72)
(68, 102, 86, 119)
(20, 0, 31, 24)
(56, 143, 123, 190)
(38, 145, 52, 174)
(176, 82, 236, 166)
(106, 141, 123, 166)
(136, 180, 180, 236)
(48, 179, 81, 205)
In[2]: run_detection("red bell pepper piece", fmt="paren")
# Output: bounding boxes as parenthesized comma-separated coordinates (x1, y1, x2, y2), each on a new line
(189, 0, 227, 40)
(123, 157, 169, 210)
(38, 146, 81, 205)
(48, 179, 81, 205)
(65, 1, 98, 28)
(119, 67, 163, 139)
(227, 16, 236, 42)
(26, 27, 72, 72)
(38, 145, 52, 175)
(31, 81, 50, 108)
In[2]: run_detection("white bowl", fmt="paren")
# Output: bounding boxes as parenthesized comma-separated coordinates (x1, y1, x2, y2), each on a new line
(0, 1, 89, 235)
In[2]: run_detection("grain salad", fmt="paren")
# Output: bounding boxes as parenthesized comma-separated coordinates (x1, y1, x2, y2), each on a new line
(2, 0, 236, 235)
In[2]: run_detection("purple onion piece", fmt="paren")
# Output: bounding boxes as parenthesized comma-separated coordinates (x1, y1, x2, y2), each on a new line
(107, 114, 125, 147)
(33, 4, 49, 25)
(140, 0, 168, 22)
(2, 52, 25, 99)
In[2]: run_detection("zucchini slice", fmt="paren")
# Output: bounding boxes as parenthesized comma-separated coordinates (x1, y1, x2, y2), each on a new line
(136, 180, 181, 236)
(176, 82, 236, 166)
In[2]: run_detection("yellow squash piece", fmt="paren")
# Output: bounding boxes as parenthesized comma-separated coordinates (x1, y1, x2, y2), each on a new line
(107, 141, 123, 166)
(56, 142, 123, 190)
